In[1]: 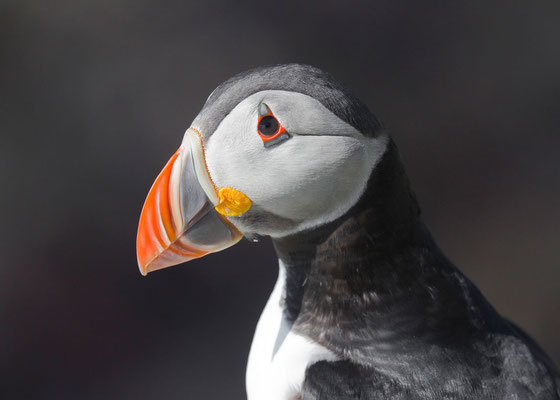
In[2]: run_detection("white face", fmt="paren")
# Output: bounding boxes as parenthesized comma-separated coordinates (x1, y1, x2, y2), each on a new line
(193, 90, 388, 238)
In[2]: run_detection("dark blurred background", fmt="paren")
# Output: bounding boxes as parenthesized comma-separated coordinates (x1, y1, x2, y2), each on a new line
(1, 1, 559, 398)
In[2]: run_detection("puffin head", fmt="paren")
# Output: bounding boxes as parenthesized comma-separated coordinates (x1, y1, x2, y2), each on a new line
(136, 64, 389, 275)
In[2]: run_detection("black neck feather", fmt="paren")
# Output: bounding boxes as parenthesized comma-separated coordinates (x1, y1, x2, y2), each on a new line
(272, 140, 502, 358)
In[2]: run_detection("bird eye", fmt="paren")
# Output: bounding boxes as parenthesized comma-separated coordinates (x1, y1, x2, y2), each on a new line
(258, 116, 280, 136)
(256, 103, 290, 147)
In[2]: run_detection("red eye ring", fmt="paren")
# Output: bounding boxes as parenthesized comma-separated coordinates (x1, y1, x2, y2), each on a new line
(257, 113, 287, 144)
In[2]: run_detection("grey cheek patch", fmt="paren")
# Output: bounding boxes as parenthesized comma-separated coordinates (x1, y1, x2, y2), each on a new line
(263, 132, 291, 148)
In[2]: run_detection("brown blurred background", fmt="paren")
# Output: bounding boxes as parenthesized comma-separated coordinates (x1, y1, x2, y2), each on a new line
(1, 1, 559, 398)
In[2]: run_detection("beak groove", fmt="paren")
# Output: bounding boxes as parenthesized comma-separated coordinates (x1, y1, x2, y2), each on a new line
(136, 148, 185, 275)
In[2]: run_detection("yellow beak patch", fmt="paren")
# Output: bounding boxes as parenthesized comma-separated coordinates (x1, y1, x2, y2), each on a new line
(215, 187, 252, 217)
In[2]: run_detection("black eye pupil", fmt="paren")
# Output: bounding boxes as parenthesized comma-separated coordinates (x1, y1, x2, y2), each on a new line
(258, 116, 279, 136)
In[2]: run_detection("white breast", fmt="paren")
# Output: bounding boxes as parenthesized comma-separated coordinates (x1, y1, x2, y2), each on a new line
(246, 261, 339, 400)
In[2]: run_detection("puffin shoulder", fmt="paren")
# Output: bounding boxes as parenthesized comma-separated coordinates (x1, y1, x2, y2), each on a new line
(302, 360, 406, 399)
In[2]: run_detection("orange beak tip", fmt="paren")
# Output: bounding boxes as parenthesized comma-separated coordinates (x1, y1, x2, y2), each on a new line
(137, 257, 150, 276)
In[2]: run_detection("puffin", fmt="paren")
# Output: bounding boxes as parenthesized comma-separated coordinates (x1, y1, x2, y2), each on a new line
(136, 64, 560, 399)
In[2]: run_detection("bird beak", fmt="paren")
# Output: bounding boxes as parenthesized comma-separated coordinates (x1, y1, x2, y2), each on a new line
(136, 128, 251, 276)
